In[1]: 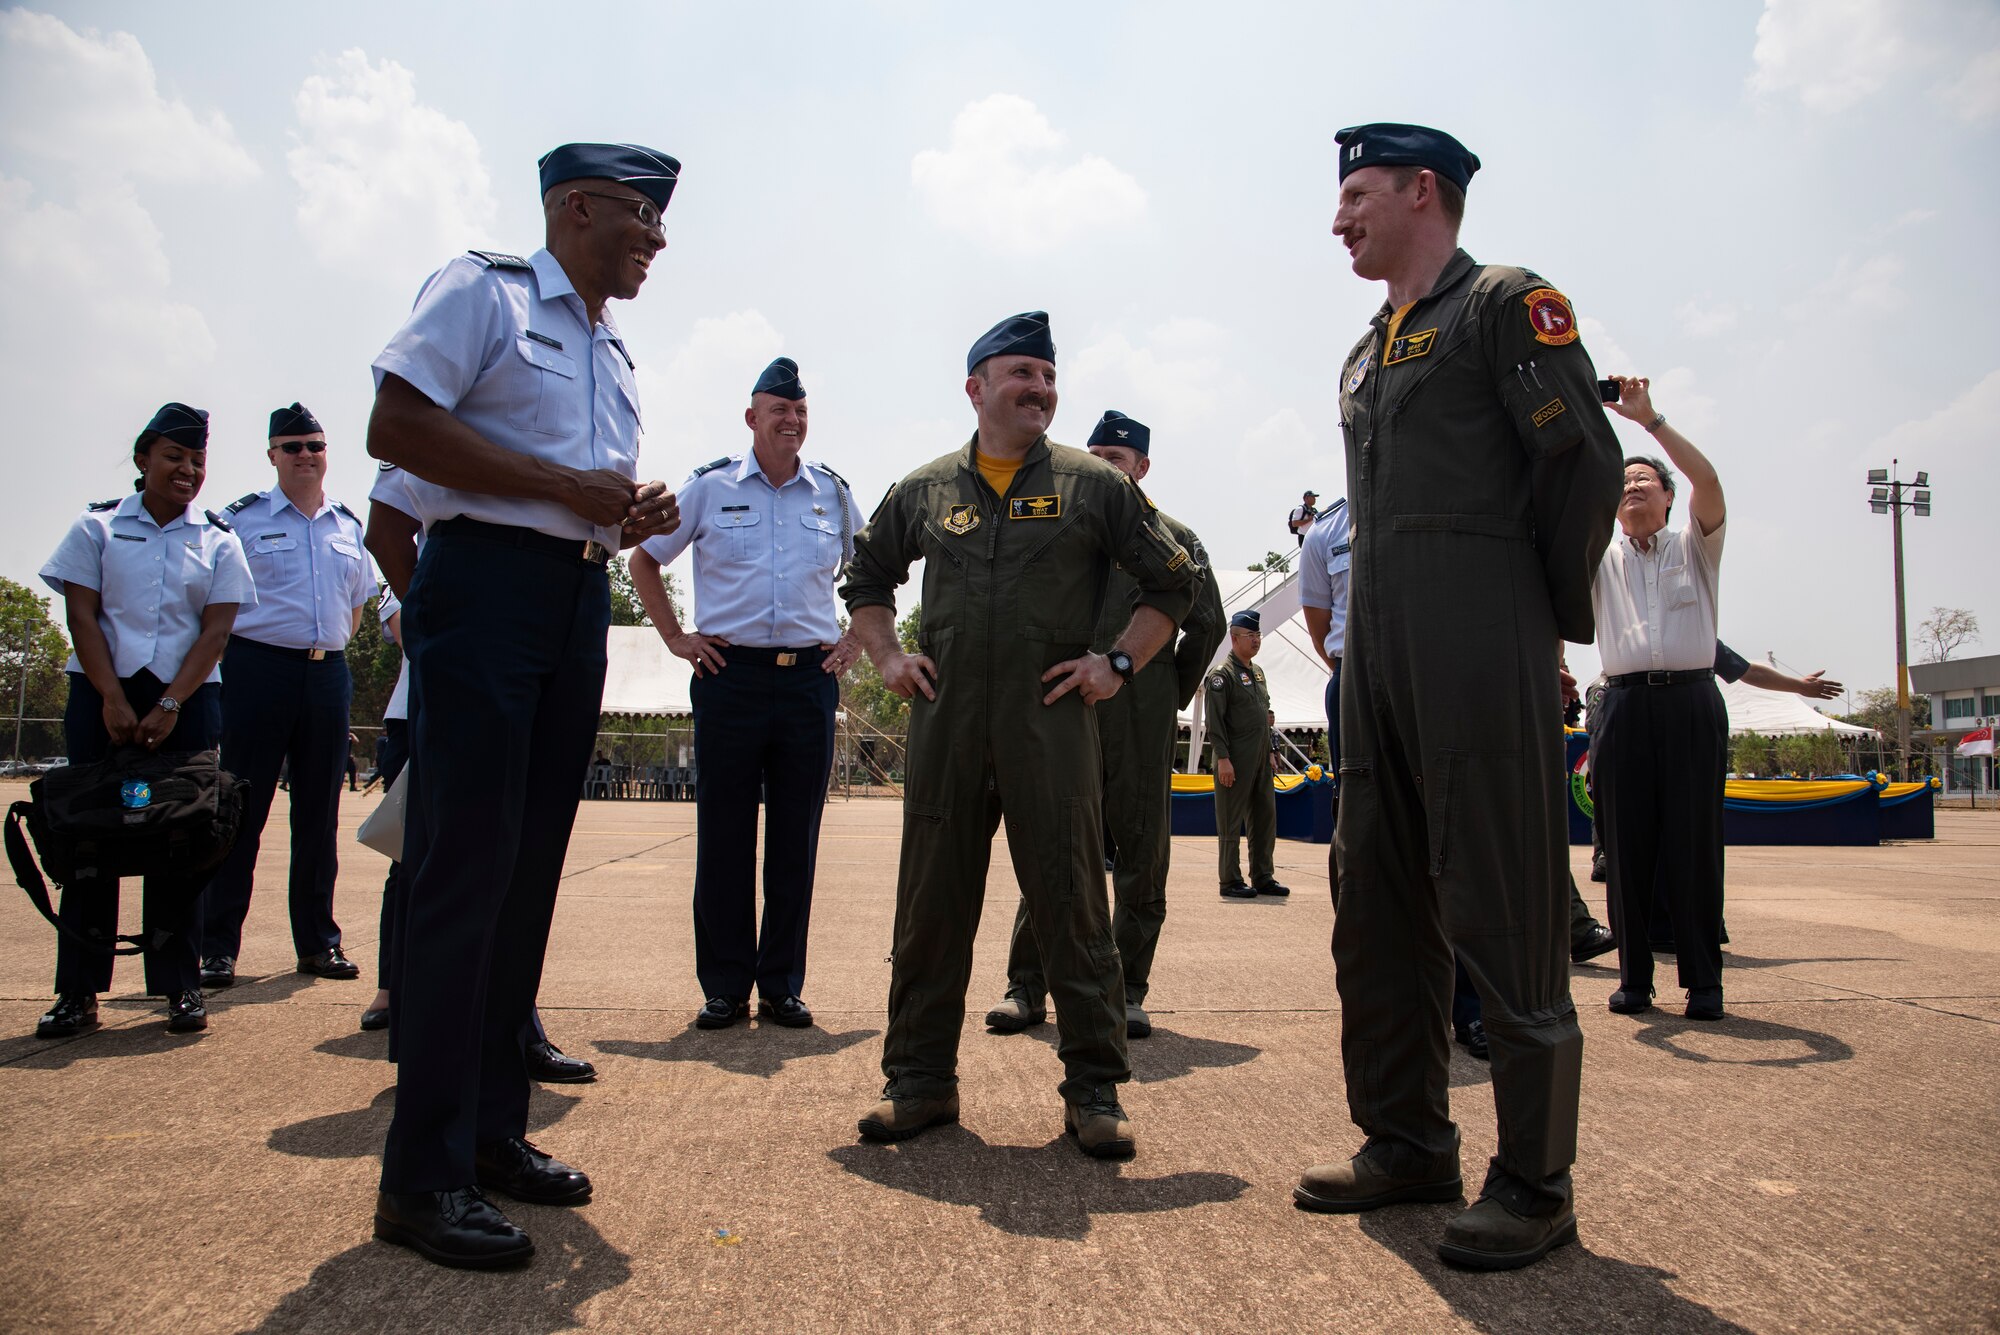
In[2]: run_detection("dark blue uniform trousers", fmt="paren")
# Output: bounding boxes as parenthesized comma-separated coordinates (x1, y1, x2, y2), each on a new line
(54, 671, 221, 997)
(201, 637, 350, 960)
(689, 650, 837, 1002)
(380, 526, 608, 1193)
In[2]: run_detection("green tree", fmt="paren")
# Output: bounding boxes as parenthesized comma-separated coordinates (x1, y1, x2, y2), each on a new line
(607, 554, 684, 627)
(1730, 730, 1771, 777)
(1916, 606, 1980, 663)
(0, 578, 72, 761)
(1248, 550, 1293, 573)
(347, 596, 403, 743)
(1840, 685, 1928, 735)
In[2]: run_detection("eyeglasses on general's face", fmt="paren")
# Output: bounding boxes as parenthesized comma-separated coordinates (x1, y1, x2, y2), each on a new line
(576, 191, 664, 232)
(276, 440, 328, 455)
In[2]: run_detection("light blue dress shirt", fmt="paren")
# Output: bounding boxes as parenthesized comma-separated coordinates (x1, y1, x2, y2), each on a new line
(40, 493, 256, 682)
(226, 488, 375, 651)
(371, 248, 644, 552)
(367, 464, 428, 722)
(640, 451, 853, 648)
(1298, 497, 1353, 658)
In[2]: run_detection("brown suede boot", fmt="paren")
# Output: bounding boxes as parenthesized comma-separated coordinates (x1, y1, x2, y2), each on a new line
(857, 1092, 960, 1143)
(1294, 1138, 1463, 1213)
(1064, 1097, 1136, 1159)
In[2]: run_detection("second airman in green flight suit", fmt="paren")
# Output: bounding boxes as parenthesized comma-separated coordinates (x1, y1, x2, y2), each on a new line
(1208, 609, 1287, 897)
(842, 314, 1198, 1161)
(985, 409, 1226, 1041)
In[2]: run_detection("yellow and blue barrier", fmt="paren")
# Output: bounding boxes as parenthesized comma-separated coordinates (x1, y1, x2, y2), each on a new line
(1169, 771, 1336, 843)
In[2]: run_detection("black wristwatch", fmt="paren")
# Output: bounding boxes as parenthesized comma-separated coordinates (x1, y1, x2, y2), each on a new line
(1106, 650, 1135, 683)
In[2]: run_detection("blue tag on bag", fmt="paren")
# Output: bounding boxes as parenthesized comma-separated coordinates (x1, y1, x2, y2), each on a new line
(121, 779, 152, 809)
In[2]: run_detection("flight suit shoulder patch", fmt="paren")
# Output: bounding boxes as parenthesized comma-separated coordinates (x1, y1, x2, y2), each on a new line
(466, 249, 533, 271)
(1524, 287, 1580, 346)
(87, 498, 119, 512)
(1208, 670, 1227, 691)
(225, 492, 260, 514)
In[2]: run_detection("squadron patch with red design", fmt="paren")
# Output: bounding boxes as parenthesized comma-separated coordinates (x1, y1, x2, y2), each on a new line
(1524, 287, 1580, 346)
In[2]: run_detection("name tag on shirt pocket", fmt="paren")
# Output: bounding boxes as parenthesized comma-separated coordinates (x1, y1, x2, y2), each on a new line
(514, 337, 576, 379)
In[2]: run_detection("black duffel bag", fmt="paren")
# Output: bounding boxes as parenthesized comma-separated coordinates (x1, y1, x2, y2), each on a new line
(6, 747, 248, 955)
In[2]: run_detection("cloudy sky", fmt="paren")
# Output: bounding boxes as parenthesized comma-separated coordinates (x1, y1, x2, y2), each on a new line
(3, 0, 1995, 698)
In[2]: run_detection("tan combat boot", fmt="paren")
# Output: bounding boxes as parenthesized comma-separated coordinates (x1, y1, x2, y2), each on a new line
(983, 993, 1047, 1033)
(857, 1092, 960, 1143)
(1293, 1138, 1463, 1213)
(1064, 1097, 1137, 1159)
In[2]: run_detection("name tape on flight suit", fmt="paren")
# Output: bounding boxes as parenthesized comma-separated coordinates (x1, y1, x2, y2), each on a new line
(1384, 328, 1437, 365)
(1008, 496, 1061, 519)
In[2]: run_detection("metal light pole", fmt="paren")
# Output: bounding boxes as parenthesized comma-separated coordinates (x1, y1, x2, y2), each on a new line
(1868, 460, 1931, 780)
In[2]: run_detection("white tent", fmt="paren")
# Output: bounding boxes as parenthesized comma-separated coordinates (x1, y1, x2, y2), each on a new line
(1717, 675, 1874, 738)
(1181, 568, 1332, 734)
(600, 625, 692, 717)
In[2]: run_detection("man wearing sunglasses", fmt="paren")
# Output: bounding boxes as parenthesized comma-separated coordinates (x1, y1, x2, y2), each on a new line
(200, 402, 376, 991)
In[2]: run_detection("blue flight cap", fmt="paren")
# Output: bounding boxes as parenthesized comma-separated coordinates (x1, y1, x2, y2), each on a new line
(1087, 410, 1150, 456)
(967, 311, 1055, 375)
(268, 402, 322, 438)
(144, 402, 209, 450)
(1334, 123, 1481, 193)
(1230, 609, 1261, 632)
(752, 357, 806, 401)
(537, 142, 682, 211)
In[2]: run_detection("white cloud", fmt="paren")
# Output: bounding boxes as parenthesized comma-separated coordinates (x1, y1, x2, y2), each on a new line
(1068, 318, 1243, 427)
(1676, 298, 1741, 338)
(0, 9, 258, 182)
(1748, 0, 1912, 112)
(1940, 47, 2000, 121)
(1875, 367, 2000, 476)
(1785, 252, 1907, 322)
(636, 310, 786, 467)
(911, 94, 1145, 255)
(288, 50, 495, 270)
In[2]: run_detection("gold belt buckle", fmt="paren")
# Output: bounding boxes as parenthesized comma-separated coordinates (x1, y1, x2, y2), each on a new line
(776, 652, 798, 667)
(308, 649, 327, 661)
(581, 540, 611, 565)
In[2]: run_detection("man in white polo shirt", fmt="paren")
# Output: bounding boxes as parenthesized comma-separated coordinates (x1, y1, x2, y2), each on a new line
(1589, 376, 1728, 1021)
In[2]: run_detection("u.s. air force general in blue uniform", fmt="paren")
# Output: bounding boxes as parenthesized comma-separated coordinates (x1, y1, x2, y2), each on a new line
(367, 141, 677, 1225)
(201, 402, 374, 983)
(638, 356, 854, 1027)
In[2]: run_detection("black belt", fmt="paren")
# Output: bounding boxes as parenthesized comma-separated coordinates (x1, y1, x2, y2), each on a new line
(231, 635, 344, 662)
(432, 516, 612, 566)
(727, 645, 827, 668)
(1605, 669, 1713, 687)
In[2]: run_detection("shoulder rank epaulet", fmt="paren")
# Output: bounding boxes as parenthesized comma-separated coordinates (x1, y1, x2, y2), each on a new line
(333, 500, 360, 523)
(810, 460, 851, 491)
(87, 498, 120, 512)
(690, 456, 734, 479)
(467, 249, 533, 271)
(205, 510, 233, 533)
(225, 492, 260, 514)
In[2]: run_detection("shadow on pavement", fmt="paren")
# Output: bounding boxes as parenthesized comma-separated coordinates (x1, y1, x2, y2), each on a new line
(236, 1210, 631, 1335)
(268, 1085, 584, 1161)
(595, 1024, 879, 1079)
(828, 1126, 1250, 1240)
(1717, 953, 1901, 970)
(1004, 1024, 1262, 1085)
(1629, 1014, 1854, 1068)
(314, 1030, 387, 1061)
(1355, 1206, 1753, 1334)
(2, 1015, 210, 1068)
(204, 971, 320, 1013)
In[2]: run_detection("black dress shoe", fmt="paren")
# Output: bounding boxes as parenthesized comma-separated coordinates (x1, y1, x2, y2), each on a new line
(757, 995, 814, 1028)
(1220, 882, 1258, 899)
(695, 996, 749, 1029)
(35, 993, 99, 1039)
(1453, 1020, 1490, 1061)
(374, 1187, 534, 1269)
(474, 1137, 592, 1206)
(1608, 987, 1654, 1015)
(526, 1039, 596, 1083)
(297, 946, 361, 980)
(1685, 986, 1725, 1021)
(1570, 924, 1617, 964)
(166, 989, 209, 1033)
(359, 1005, 390, 1032)
(1255, 880, 1291, 897)
(199, 956, 236, 989)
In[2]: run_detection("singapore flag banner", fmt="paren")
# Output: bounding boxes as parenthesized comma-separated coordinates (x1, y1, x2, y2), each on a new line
(1959, 727, 1996, 758)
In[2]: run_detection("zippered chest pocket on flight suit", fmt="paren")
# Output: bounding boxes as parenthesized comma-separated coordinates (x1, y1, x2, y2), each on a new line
(1013, 503, 1098, 644)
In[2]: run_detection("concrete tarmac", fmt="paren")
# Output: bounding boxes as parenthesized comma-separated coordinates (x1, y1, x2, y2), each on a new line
(0, 779, 1994, 1333)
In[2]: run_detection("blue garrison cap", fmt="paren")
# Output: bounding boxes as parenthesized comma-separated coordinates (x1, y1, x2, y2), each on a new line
(1230, 609, 1261, 632)
(268, 402, 322, 438)
(967, 311, 1055, 375)
(1087, 410, 1150, 455)
(1334, 123, 1481, 194)
(752, 357, 806, 401)
(143, 402, 209, 450)
(537, 142, 682, 211)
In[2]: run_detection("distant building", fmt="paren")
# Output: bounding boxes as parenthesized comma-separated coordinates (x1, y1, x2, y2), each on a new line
(1908, 652, 2000, 796)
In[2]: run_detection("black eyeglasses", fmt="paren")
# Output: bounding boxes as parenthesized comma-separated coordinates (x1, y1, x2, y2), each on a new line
(276, 440, 328, 454)
(575, 190, 664, 232)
